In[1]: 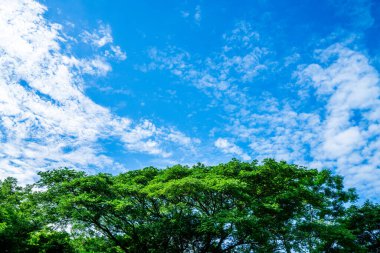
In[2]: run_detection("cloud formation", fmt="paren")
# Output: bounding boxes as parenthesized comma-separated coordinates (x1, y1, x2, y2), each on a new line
(80, 23, 127, 61)
(0, 0, 197, 183)
(214, 138, 251, 161)
(298, 44, 380, 198)
(143, 21, 380, 200)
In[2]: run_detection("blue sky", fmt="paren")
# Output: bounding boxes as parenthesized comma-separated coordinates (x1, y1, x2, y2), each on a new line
(0, 0, 379, 200)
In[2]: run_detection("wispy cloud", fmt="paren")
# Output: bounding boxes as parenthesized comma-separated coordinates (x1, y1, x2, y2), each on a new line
(81, 23, 113, 48)
(81, 23, 127, 61)
(180, 5, 202, 25)
(0, 0, 197, 183)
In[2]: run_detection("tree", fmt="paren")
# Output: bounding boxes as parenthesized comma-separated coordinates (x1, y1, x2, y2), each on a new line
(345, 201, 380, 252)
(0, 177, 39, 252)
(34, 159, 364, 252)
(0, 177, 74, 253)
(1, 159, 378, 252)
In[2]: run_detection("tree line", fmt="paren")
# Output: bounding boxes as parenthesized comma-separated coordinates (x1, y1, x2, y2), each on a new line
(0, 159, 379, 252)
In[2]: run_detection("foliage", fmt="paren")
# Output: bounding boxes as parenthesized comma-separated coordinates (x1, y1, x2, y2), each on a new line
(0, 159, 379, 252)
(344, 201, 380, 252)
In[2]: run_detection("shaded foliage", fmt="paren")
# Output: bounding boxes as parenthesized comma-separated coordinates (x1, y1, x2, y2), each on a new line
(0, 159, 379, 252)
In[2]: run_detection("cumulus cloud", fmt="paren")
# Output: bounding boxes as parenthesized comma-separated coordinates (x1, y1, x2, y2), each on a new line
(0, 0, 196, 183)
(298, 44, 380, 199)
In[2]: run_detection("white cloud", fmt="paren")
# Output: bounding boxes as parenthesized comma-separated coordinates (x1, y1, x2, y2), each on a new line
(299, 44, 380, 199)
(215, 138, 251, 161)
(223, 21, 260, 51)
(167, 130, 201, 146)
(81, 23, 113, 48)
(81, 23, 127, 61)
(0, 0, 196, 183)
(108, 45, 127, 61)
(322, 127, 363, 158)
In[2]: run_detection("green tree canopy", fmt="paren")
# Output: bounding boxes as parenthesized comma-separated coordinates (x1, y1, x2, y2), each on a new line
(0, 159, 379, 252)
